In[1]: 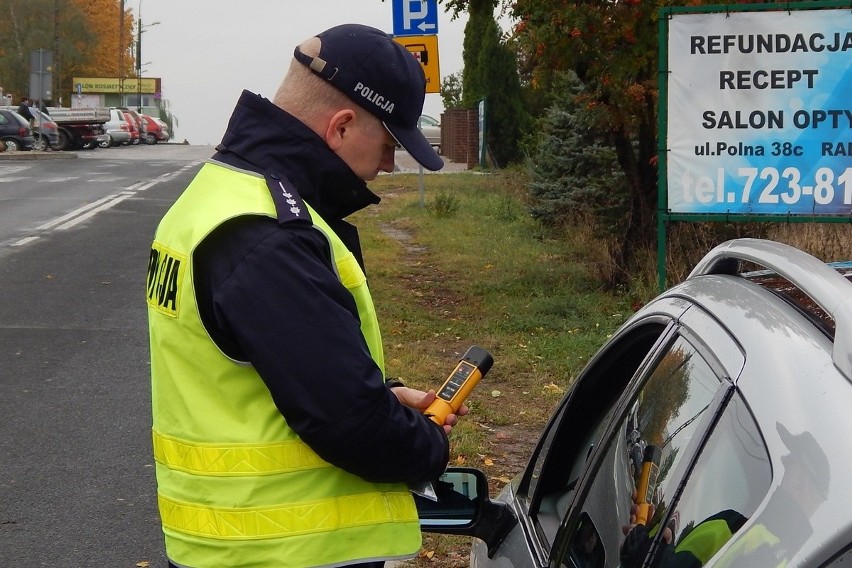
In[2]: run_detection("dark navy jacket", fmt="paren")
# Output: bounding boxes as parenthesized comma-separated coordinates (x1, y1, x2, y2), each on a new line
(191, 90, 448, 483)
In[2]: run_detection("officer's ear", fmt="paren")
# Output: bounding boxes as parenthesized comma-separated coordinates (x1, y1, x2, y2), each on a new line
(324, 109, 357, 151)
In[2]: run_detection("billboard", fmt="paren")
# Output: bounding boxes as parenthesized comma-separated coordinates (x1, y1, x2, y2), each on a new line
(665, 8, 851, 215)
(72, 77, 161, 94)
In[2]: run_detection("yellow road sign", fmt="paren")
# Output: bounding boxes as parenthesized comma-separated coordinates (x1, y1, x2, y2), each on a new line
(394, 34, 440, 94)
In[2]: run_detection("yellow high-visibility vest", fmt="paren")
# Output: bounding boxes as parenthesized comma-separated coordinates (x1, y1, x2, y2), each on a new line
(147, 162, 419, 568)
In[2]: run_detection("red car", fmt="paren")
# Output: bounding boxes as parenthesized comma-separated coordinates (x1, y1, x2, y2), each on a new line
(122, 111, 140, 145)
(141, 114, 170, 144)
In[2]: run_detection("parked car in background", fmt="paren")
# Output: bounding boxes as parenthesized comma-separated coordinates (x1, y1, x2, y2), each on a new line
(0, 108, 35, 151)
(397, 115, 441, 155)
(140, 114, 170, 144)
(44, 107, 109, 151)
(99, 108, 133, 147)
(417, 239, 852, 568)
(419, 114, 441, 152)
(119, 108, 145, 144)
(0, 106, 56, 151)
(30, 109, 60, 151)
(122, 111, 140, 145)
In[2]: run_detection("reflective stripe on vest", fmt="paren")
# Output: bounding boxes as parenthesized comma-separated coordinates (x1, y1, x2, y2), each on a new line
(158, 490, 418, 540)
(152, 429, 330, 475)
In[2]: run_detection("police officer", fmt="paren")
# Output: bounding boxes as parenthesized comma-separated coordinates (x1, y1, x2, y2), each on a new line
(147, 24, 454, 568)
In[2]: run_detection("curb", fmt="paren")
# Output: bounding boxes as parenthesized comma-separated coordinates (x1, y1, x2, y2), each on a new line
(0, 151, 78, 160)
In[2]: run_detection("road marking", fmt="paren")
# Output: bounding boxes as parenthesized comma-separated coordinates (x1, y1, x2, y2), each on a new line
(53, 191, 135, 230)
(5, 159, 202, 250)
(11, 236, 40, 247)
(35, 176, 164, 233)
(36, 194, 122, 231)
(44, 177, 81, 183)
(0, 165, 31, 175)
(131, 180, 158, 192)
(86, 176, 124, 183)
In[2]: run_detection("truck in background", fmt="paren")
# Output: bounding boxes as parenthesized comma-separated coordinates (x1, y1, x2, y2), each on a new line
(46, 107, 110, 151)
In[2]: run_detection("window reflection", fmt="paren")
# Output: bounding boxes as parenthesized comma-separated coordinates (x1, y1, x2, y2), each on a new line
(566, 336, 722, 567)
(619, 384, 772, 567)
(568, 513, 605, 568)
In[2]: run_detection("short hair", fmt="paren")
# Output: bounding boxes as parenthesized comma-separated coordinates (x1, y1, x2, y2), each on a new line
(273, 36, 354, 120)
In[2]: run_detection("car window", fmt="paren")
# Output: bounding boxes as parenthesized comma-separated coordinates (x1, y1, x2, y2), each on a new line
(524, 322, 673, 554)
(559, 334, 727, 568)
(641, 393, 771, 568)
(9, 111, 28, 126)
(0, 113, 7, 125)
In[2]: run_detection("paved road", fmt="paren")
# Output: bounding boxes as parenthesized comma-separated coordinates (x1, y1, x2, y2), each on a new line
(0, 146, 208, 566)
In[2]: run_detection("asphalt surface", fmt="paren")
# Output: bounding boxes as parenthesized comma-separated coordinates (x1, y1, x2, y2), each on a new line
(0, 143, 464, 566)
(0, 145, 209, 566)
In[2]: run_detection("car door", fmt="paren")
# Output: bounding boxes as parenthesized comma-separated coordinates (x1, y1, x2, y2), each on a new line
(489, 298, 749, 568)
(477, 298, 689, 565)
(546, 303, 761, 568)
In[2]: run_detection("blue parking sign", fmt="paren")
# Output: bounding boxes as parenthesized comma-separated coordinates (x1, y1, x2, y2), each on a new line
(392, 0, 439, 36)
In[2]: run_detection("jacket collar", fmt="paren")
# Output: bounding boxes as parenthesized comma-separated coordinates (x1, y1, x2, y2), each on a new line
(213, 90, 380, 220)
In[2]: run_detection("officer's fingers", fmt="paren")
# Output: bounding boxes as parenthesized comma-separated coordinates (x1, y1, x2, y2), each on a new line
(443, 406, 473, 434)
(391, 386, 436, 410)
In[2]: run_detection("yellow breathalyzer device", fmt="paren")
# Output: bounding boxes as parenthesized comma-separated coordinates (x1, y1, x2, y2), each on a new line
(635, 445, 661, 526)
(425, 346, 493, 425)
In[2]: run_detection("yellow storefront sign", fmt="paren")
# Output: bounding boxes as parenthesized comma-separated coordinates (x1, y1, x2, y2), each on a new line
(73, 77, 160, 94)
(393, 35, 440, 94)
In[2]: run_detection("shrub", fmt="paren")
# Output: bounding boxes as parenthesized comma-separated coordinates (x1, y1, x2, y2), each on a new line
(528, 73, 630, 239)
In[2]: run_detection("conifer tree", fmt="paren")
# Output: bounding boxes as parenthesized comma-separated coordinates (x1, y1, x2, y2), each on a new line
(458, 0, 529, 166)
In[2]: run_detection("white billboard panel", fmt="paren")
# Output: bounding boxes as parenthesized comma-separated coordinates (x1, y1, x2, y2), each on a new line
(666, 9, 851, 215)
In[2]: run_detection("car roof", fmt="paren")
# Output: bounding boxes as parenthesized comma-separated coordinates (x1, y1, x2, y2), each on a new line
(1, 105, 55, 123)
(687, 238, 852, 380)
(0, 108, 30, 126)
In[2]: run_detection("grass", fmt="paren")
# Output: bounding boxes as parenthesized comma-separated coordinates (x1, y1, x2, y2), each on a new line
(357, 170, 635, 475)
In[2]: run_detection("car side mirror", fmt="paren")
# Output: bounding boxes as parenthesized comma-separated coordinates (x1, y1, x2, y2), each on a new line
(413, 467, 517, 558)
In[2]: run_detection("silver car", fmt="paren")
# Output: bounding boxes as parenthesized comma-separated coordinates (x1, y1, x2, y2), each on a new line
(418, 239, 852, 568)
(419, 114, 441, 150)
(98, 108, 133, 147)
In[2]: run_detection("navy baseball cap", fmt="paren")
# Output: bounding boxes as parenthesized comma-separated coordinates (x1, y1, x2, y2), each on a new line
(294, 24, 444, 171)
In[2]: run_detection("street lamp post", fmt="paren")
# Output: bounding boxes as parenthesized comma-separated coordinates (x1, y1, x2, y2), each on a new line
(136, 15, 142, 112)
(136, 1, 159, 112)
(119, 0, 125, 101)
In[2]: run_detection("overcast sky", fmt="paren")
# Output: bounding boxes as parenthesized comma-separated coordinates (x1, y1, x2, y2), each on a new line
(138, 1, 473, 145)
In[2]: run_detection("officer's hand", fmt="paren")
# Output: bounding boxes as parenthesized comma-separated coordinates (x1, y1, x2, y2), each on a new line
(390, 386, 469, 435)
(621, 499, 673, 543)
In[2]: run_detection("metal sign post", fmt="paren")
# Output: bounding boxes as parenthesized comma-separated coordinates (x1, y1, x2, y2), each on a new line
(391, 0, 442, 206)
